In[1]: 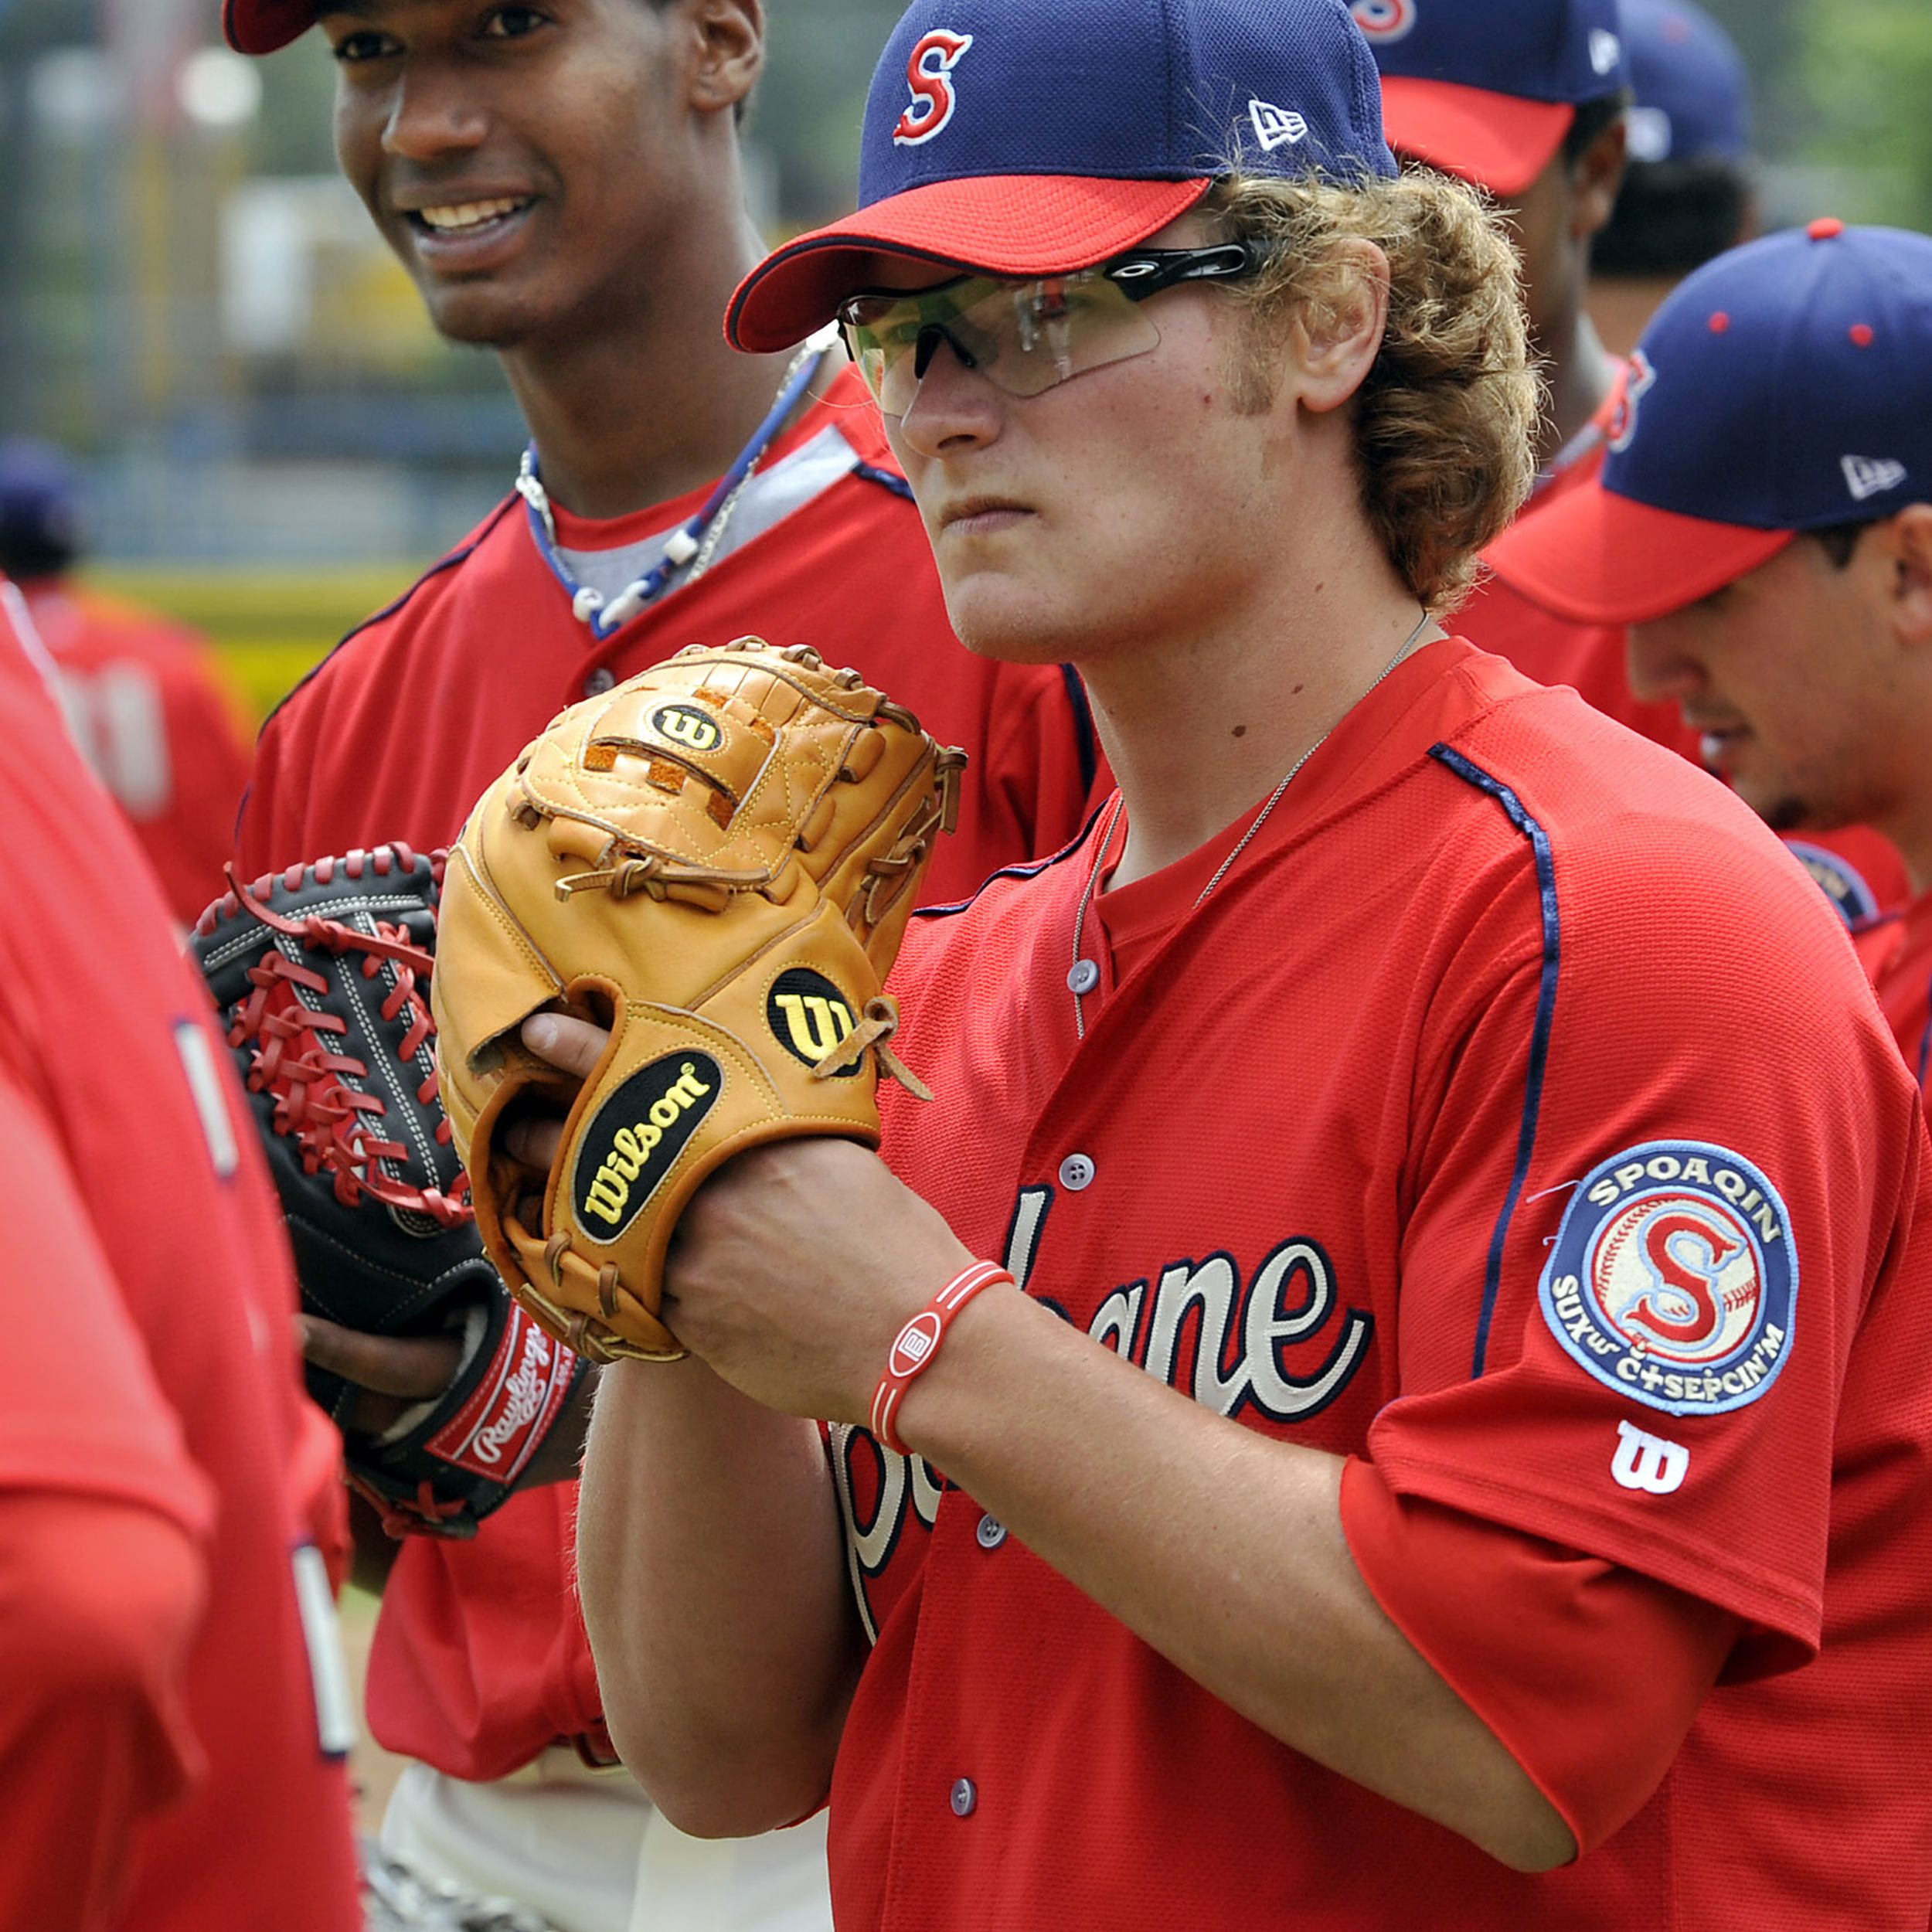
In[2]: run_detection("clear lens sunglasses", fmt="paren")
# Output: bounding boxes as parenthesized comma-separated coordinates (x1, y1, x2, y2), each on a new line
(836, 242, 1275, 418)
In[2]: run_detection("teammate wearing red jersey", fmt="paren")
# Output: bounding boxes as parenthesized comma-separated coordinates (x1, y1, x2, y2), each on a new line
(0, 440, 255, 927)
(1486, 223, 1932, 1082)
(562, 4, 1932, 1927)
(1354, 0, 1906, 913)
(219, 2, 1099, 1926)
(0, 581, 361, 1931)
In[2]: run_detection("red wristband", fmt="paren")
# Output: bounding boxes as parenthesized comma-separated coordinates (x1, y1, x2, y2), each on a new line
(869, 1262, 1015, 1454)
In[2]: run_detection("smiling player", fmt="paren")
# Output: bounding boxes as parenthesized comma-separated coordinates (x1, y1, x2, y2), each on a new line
(217, 1, 1101, 1927)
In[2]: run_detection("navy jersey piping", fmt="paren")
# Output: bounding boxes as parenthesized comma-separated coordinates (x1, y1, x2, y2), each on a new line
(853, 462, 914, 502)
(1428, 745, 1562, 1379)
(913, 794, 1117, 923)
(1919, 985, 1932, 1093)
(1060, 663, 1099, 799)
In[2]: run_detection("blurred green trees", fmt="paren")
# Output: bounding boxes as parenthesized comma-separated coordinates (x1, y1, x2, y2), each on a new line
(1796, 0, 1932, 226)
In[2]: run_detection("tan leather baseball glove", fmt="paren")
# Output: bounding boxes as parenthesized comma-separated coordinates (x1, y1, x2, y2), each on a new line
(432, 640, 966, 1363)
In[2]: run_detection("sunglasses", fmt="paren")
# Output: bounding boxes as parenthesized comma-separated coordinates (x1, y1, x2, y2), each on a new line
(835, 242, 1275, 419)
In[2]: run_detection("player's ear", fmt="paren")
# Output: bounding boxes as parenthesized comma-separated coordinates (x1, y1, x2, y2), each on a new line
(1291, 239, 1390, 417)
(683, 0, 764, 119)
(1568, 114, 1627, 243)
(1886, 504, 1932, 651)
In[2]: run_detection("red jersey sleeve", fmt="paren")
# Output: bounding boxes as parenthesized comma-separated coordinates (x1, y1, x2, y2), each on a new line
(1369, 717, 1922, 1666)
(0, 1060, 214, 1538)
(1338, 1458, 1737, 1855)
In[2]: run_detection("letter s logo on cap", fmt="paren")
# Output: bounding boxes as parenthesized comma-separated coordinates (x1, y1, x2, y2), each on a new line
(1350, 0, 1417, 42)
(1606, 349, 1658, 454)
(893, 29, 975, 146)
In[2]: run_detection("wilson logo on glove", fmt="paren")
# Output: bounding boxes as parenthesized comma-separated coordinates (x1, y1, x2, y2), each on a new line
(433, 639, 966, 1363)
(769, 968, 863, 1076)
(575, 1054, 723, 1239)
(653, 703, 724, 754)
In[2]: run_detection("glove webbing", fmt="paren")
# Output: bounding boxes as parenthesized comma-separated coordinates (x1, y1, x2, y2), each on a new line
(225, 866, 471, 1230)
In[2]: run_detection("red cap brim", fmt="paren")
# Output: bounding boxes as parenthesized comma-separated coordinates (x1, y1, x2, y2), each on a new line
(224, 0, 316, 55)
(1484, 477, 1798, 624)
(726, 175, 1214, 353)
(1379, 79, 1576, 199)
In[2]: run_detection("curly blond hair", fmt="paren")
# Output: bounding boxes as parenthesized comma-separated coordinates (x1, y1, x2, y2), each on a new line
(1207, 171, 1541, 611)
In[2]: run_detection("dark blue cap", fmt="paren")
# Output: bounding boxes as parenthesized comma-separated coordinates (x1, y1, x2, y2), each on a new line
(1355, 0, 1629, 196)
(1488, 222, 1932, 622)
(1621, 0, 1750, 165)
(730, 0, 1395, 352)
(0, 440, 84, 573)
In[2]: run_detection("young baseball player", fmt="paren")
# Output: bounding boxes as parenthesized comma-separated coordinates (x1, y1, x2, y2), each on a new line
(561, 4, 1932, 1926)
(0, 580, 362, 1932)
(0, 438, 256, 926)
(1360, 0, 1905, 912)
(1486, 222, 1932, 1078)
(1587, 0, 1754, 357)
(218, 2, 1100, 1927)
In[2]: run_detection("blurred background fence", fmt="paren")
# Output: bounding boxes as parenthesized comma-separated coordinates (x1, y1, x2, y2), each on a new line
(0, 0, 1926, 706)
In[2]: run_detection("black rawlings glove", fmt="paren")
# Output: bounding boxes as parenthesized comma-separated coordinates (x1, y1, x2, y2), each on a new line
(191, 845, 586, 1537)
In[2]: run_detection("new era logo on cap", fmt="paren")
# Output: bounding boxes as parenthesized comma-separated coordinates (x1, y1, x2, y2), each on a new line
(1842, 455, 1909, 503)
(1589, 27, 1624, 74)
(1250, 101, 1311, 151)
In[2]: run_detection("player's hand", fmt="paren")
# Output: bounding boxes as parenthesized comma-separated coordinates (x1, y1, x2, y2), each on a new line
(295, 1317, 462, 1436)
(515, 1012, 976, 1420)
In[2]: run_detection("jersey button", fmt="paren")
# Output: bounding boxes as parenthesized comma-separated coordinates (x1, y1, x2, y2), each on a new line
(583, 667, 617, 696)
(1066, 958, 1100, 995)
(976, 1515, 1008, 1551)
(1059, 1154, 1096, 1192)
(951, 1778, 978, 1818)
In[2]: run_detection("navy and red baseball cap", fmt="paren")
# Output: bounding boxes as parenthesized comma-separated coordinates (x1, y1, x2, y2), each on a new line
(1352, 0, 1629, 198)
(727, 0, 1396, 355)
(1486, 221, 1932, 625)
(223, 0, 313, 56)
(1620, 0, 1749, 165)
(0, 440, 85, 577)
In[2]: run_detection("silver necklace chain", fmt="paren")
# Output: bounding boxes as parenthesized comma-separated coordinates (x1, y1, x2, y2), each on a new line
(1070, 607, 1437, 1038)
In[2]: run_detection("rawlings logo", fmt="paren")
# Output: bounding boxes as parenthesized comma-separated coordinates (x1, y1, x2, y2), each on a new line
(576, 1055, 721, 1239)
(769, 968, 861, 1077)
(893, 28, 974, 146)
(1349, 0, 1417, 41)
(1539, 1141, 1798, 1417)
(471, 1323, 556, 1466)
(430, 1306, 578, 1485)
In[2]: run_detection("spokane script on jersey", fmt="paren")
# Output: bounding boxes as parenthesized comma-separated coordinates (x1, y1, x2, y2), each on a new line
(831, 1187, 1373, 1625)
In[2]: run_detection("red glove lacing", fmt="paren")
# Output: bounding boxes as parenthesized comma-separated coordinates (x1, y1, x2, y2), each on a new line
(209, 847, 471, 1230)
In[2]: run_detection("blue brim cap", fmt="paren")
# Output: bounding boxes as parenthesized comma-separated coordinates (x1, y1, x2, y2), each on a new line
(1488, 221, 1932, 622)
(730, 0, 1396, 353)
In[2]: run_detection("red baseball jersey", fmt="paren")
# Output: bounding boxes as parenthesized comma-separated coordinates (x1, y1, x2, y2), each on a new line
(835, 639, 1932, 1930)
(235, 369, 1101, 1781)
(1855, 893, 1932, 1090)
(24, 580, 255, 927)
(0, 605, 359, 1930)
(1464, 445, 1911, 919)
